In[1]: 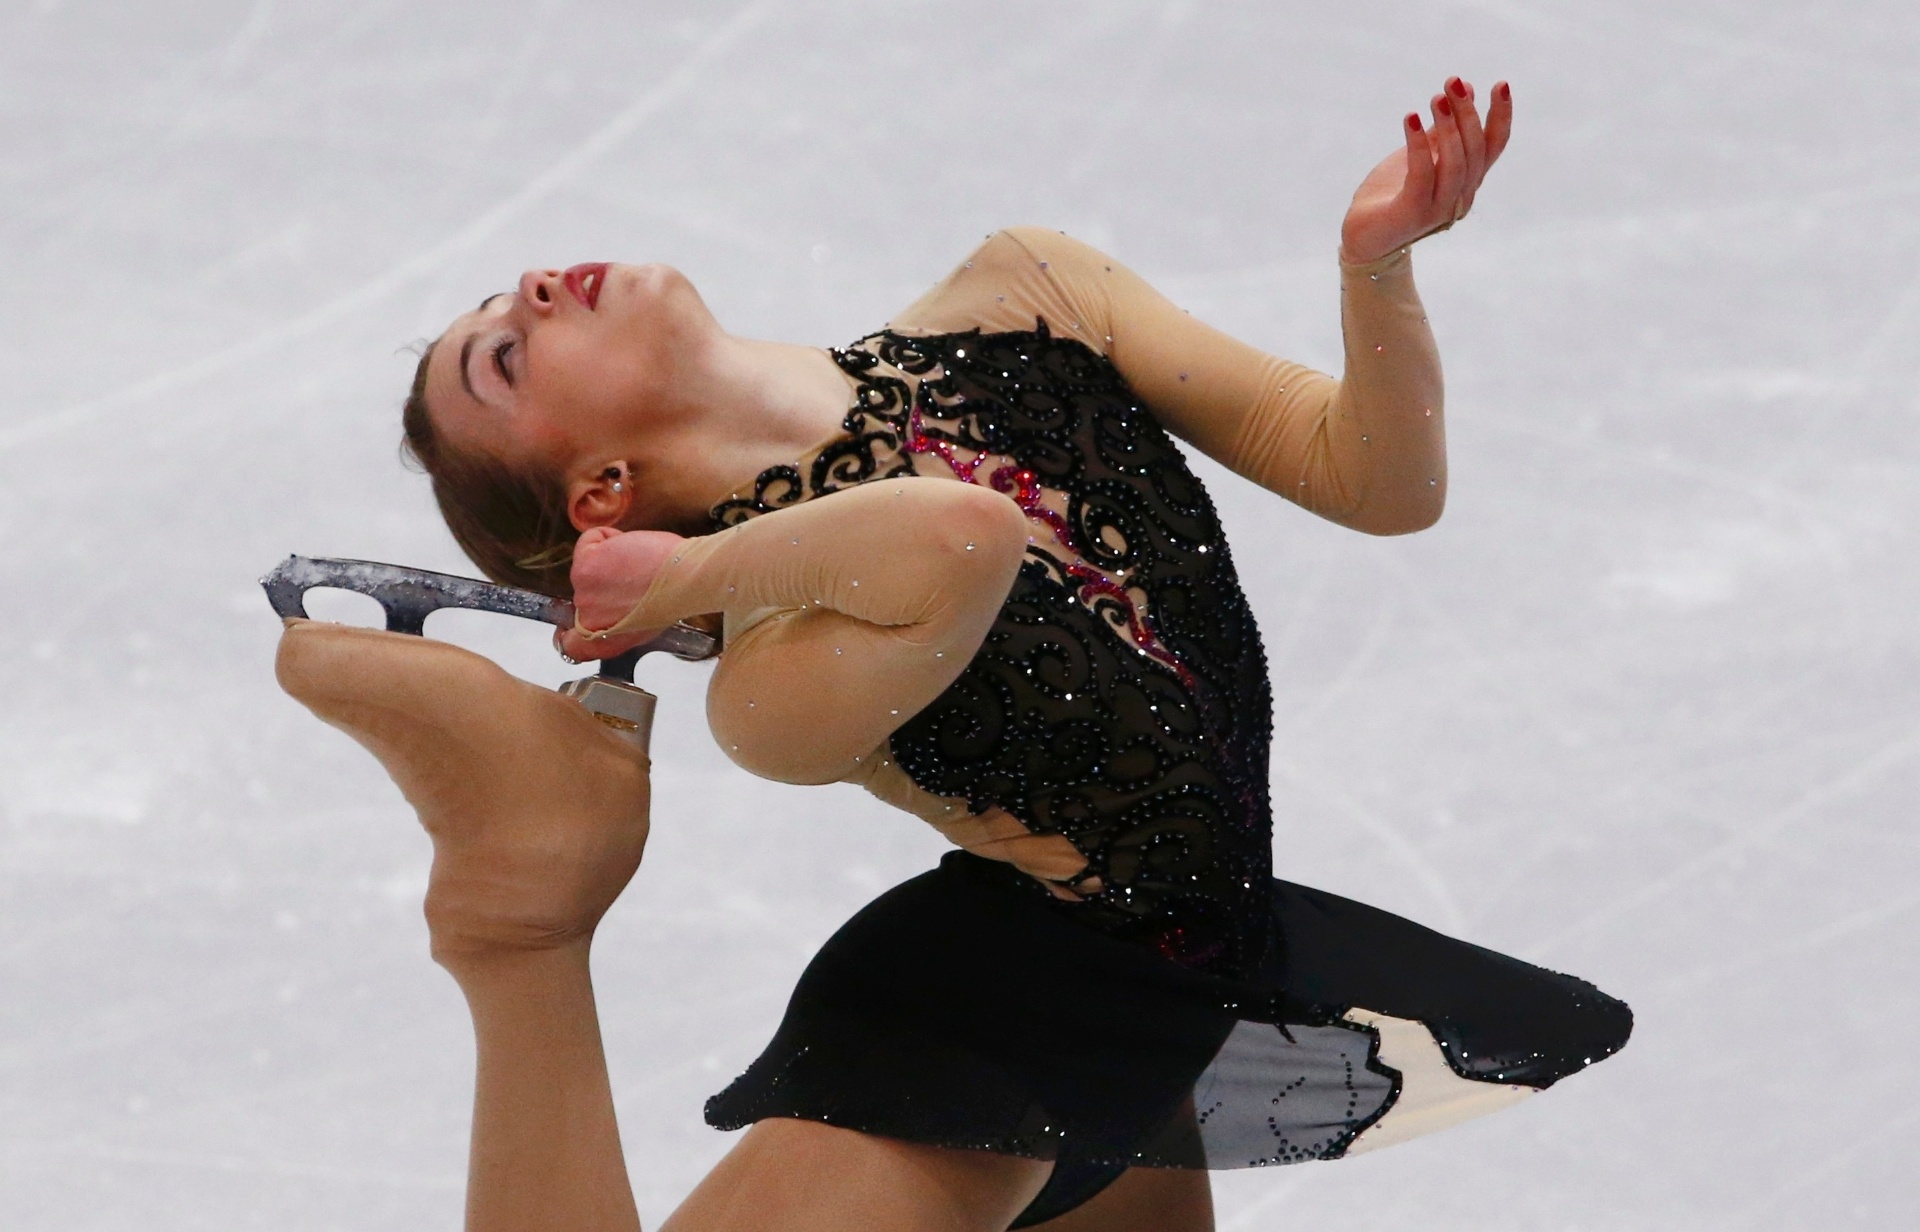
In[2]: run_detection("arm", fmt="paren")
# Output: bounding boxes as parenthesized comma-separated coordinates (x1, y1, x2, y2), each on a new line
(565, 478, 1030, 784)
(895, 77, 1512, 536)
(1010, 228, 1448, 535)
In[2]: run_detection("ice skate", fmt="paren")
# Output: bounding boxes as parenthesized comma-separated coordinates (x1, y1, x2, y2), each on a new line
(266, 556, 714, 955)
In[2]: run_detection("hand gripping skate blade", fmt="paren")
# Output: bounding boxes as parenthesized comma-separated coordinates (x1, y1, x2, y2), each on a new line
(259, 555, 717, 663)
(263, 554, 714, 752)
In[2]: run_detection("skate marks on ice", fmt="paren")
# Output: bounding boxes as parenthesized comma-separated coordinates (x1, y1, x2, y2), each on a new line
(2, 1, 1918, 1229)
(0, 0, 775, 454)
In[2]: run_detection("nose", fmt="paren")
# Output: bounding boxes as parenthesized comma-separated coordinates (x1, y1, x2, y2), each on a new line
(519, 268, 563, 313)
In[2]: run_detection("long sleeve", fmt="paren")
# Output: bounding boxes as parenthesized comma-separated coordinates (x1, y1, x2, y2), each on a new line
(891, 227, 1447, 535)
(590, 479, 1029, 786)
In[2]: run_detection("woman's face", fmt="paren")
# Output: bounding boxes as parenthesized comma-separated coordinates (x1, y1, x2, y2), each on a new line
(423, 261, 716, 475)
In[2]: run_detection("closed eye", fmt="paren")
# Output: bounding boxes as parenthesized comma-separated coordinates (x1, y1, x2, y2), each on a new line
(492, 337, 517, 386)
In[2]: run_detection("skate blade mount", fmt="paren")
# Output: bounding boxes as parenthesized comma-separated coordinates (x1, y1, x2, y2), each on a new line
(262, 554, 718, 749)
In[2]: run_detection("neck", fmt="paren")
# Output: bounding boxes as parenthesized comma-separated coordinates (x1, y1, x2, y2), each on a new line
(627, 335, 853, 533)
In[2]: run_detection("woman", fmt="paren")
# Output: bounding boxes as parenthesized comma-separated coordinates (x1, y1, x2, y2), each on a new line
(375, 76, 1629, 1229)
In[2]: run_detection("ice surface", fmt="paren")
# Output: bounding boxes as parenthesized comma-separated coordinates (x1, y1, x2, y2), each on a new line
(2, 1, 1915, 1227)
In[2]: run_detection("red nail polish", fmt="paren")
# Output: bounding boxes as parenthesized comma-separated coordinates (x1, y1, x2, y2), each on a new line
(1497, 82, 1511, 102)
(1408, 113, 1423, 131)
(1436, 95, 1453, 117)
(1447, 77, 1466, 98)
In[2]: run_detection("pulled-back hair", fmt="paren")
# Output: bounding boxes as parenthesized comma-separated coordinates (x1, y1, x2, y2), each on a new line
(400, 342, 579, 600)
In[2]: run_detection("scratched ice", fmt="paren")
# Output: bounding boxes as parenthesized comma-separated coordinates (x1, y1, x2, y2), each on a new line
(1, 2, 1915, 1228)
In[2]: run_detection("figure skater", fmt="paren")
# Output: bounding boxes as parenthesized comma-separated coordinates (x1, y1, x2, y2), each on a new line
(298, 75, 1628, 1230)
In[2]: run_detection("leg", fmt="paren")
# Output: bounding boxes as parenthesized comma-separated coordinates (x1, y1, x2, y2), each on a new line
(453, 952, 1054, 1232)
(450, 945, 642, 1232)
(278, 621, 1050, 1231)
(663, 1119, 1051, 1232)
(1020, 1167, 1213, 1232)
(281, 621, 656, 1231)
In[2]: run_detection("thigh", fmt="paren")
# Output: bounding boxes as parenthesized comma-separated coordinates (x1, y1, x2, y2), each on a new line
(1021, 1167, 1213, 1232)
(660, 1117, 1053, 1232)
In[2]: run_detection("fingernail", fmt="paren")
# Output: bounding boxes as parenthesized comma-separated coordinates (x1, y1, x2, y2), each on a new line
(1447, 77, 1466, 98)
(1497, 82, 1511, 102)
(1436, 96, 1453, 117)
(1407, 112, 1423, 130)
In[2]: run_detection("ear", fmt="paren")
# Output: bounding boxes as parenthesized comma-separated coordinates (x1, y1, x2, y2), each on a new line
(567, 463, 635, 532)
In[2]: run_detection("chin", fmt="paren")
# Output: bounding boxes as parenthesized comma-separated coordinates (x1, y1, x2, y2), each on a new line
(609, 261, 687, 303)
(608, 261, 711, 338)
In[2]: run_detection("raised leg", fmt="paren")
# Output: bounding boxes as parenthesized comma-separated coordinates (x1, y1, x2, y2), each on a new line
(277, 619, 1053, 1232)
(451, 945, 643, 1232)
(279, 619, 655, 1231)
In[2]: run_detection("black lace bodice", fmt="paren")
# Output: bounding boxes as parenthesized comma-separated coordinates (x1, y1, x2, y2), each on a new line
(712, 323, 1276, 977)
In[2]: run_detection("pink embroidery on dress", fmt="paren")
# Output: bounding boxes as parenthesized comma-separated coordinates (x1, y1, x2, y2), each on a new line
(904, 392, 1196, 692)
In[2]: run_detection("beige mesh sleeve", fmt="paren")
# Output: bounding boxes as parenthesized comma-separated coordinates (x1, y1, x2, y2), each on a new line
(589, 479, 1030, 785)
(896, 227, 1448, 535)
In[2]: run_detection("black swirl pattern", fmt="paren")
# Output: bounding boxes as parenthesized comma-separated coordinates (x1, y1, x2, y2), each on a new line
(711, 321, 1277, 978)
(700, 322, 1634, 1204)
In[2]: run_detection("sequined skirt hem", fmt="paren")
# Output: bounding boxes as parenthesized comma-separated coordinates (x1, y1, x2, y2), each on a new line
(704, 852, 1630, 1211)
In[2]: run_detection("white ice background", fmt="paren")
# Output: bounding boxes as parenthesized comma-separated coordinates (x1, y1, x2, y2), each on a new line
(2, 2, 1916, 1228)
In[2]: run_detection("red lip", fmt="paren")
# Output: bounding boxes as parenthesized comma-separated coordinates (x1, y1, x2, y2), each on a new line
(562, 263, 608, 311)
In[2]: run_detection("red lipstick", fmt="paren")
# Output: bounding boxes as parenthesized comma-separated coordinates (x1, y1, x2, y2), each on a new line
(563, 263, 608, 311)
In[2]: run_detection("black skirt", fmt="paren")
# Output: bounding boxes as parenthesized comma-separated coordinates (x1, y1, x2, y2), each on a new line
(706, 852, 1631, 1226)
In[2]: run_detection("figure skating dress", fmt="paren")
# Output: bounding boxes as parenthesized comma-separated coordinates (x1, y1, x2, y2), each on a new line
(589, 228, 1632, 1225)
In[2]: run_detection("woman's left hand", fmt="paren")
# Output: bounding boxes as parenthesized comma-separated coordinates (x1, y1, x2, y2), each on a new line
(555, 525, 685, 663)
(1339, 76, 1513, 266)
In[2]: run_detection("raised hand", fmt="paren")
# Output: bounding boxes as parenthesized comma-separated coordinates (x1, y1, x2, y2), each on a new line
(1340, 77, 1513, 266)
(556, 524, 686, 663)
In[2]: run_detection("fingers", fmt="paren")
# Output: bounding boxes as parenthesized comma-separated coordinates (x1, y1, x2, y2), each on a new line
(556, 624, 660, 665)
(556, 625, 597, 664)
(1445, 77, 1487, 211)
(1429, 92, 1467, 220)
(1401, 110, 1435, 205)
(1483, 80, 1514, 168)
(567, 525, 626, 596)
(568, 526, 685, 632)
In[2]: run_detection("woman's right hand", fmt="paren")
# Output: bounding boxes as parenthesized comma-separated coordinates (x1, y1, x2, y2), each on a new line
(557, 525, 686, 663)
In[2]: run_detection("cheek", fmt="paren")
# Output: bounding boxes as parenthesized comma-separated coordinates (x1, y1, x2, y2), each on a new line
(530, 336, 662, 442)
